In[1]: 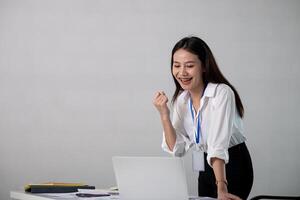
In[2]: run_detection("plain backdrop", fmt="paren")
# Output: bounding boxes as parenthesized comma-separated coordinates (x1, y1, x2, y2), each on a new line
(1, 0, 300, 199)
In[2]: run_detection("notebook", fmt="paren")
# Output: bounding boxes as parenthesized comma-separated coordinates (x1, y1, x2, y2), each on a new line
(112, 156, 189, 200)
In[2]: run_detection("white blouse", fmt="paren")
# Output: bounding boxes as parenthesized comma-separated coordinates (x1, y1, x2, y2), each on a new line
(162, 83, 246, 166)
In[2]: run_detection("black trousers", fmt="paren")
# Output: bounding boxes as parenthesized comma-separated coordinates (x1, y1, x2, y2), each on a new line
(198, 142, 253, 200)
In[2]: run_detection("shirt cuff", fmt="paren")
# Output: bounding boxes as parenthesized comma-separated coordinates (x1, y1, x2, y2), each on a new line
(206, 148, 229, 167)
(161, 132, 192, 157)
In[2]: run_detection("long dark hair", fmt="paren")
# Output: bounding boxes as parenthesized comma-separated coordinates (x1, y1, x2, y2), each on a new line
(171, 36, 244, 118)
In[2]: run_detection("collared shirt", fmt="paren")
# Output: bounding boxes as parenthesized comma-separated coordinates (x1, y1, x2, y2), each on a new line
(162, 83, 246, 166)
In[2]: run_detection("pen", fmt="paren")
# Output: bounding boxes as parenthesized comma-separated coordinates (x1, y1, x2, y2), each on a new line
(76, 193, 110, 197)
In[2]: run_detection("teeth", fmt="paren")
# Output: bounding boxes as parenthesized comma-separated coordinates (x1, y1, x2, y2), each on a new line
(180, 78, 192, 81)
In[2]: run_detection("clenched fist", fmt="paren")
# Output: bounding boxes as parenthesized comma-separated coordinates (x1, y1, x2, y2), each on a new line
(153, 91, 170, 119)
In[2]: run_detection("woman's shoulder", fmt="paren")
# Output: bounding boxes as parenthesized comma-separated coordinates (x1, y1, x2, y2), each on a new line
(213, 83, 234, 98)
(175, 90, 189, 103)
(215, 83, 233, 92)
(172, 90, 189, 110)
(171, 91, 189, 117)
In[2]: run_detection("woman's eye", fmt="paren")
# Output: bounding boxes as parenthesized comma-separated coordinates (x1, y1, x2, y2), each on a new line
(173, 65, 180, 68)
(186, 65, 194, 68)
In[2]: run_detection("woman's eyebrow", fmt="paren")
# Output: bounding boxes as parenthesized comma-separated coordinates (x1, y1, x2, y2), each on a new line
(185, 61, 196, 64)
(173, 60, 196, 64)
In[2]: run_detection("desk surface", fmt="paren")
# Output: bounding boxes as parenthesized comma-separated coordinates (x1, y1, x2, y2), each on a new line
(11, 191, 55, 200)
(11, 191, 216, 200)
(11, 191, 115, 200)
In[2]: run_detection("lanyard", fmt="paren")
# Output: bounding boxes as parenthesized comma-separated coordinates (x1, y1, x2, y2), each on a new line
(189, 99, 201, 144)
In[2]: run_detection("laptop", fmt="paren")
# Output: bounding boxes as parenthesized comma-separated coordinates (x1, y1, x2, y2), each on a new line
(112, 156, 189, 200)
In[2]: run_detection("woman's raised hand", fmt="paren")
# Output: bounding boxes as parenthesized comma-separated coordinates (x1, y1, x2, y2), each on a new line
(153, 91, 170, 119)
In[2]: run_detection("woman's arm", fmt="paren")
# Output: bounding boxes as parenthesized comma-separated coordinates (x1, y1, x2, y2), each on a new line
(211, 158, 241, 200)
(153, 91, 176, 151)
(160, 115, 176, 151)
(211, 158, 228, 195)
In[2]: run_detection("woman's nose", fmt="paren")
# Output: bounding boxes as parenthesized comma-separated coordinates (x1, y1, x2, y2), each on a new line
(180, 66, 187, 75)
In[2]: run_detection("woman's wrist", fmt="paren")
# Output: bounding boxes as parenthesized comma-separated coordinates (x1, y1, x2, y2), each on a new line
(216, 180, 228, 193)
(216, 179, 228, 186)
(160, 113, 170, 121)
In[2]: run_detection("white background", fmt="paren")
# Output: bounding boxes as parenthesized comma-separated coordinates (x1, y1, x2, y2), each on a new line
(1, 0, 300, 199)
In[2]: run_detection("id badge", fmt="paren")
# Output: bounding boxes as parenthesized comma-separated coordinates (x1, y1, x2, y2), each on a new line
(192, 150, 205, 172)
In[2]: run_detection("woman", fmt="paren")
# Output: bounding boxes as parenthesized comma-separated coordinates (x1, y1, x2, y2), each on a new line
(153, 36, 253, 200)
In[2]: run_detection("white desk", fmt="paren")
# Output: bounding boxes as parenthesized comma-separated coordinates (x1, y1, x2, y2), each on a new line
(11, 191, 216, 200)
(11, 191, 60, 200)
(11, 191, 118, 200)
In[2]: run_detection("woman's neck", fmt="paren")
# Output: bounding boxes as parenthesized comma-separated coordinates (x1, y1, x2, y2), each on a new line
(189, 84, 205, 110)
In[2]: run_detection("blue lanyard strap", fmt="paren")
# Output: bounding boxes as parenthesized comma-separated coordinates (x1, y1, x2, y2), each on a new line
(189, 99, 201, 144)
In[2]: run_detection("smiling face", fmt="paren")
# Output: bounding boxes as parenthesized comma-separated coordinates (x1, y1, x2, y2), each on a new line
(172, 48, 205, 93)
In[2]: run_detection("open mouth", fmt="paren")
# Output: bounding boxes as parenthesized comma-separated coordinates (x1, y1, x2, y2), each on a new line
(179, 77, 192, 85)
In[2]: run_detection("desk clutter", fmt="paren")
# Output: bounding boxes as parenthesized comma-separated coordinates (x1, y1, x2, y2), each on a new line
(24, 182, 96, 193)
(24, 183, 119, 199)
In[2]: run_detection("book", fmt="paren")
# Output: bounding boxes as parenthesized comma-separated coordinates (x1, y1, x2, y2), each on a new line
(25, 182, 95, 193)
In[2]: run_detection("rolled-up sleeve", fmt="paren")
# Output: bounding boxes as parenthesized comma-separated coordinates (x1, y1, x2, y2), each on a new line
(206, 86, 235, 166)
(161, 101, 193, 157)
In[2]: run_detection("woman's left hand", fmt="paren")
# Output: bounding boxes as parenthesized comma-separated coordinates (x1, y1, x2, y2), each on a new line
(218, 191, 241, 200)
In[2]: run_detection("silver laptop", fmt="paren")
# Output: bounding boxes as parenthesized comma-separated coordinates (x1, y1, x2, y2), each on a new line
(112, 156, 189, 200)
